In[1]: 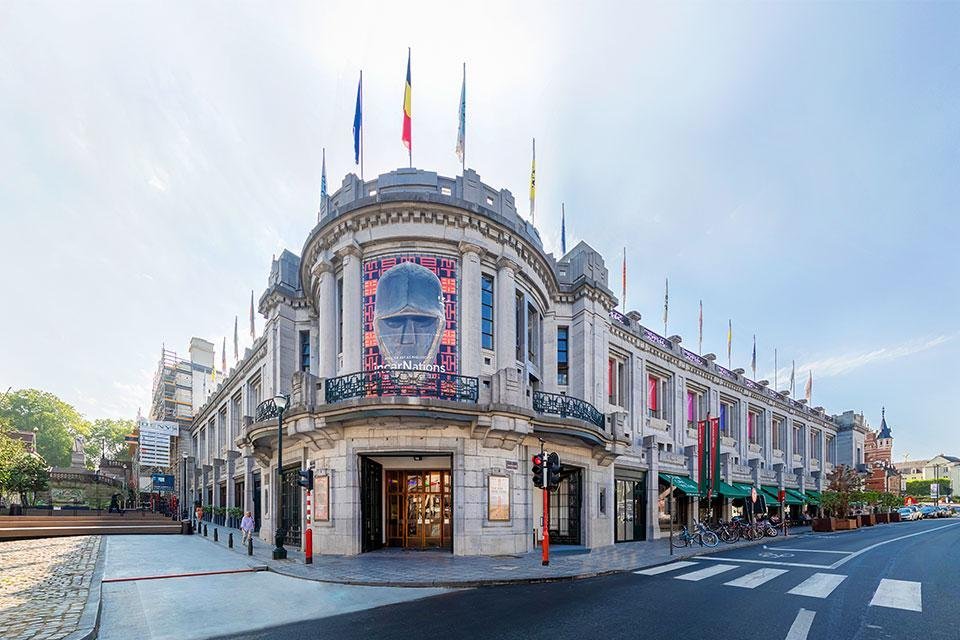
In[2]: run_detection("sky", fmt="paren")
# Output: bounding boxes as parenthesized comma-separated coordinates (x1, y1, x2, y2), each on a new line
(1, 1, 958, 461)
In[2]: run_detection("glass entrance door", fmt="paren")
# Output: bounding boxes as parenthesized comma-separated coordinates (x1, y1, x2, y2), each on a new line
(615, 475, 647, 542)
(386, 470, 452, 550)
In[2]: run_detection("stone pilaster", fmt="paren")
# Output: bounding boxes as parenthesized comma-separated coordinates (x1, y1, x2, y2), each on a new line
(494, 257, 518, 372)
(338, 242, 363, 374)
(314, 260, 337, 379)
(458, 241, 484, 379)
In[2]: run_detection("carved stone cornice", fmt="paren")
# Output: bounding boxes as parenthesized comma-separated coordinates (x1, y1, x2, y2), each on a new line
(496, 256, 521, 272)
(335, 241, 362, 261)
(458, 240, 485, 257)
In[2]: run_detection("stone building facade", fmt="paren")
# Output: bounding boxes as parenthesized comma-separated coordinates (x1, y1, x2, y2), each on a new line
(185, 168, 855, 557)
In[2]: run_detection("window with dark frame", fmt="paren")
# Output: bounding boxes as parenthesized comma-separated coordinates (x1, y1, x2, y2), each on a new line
(481, 274, 495, 350)
(514, 291, 524, 362)
(336, 277, 344, 354)
(557, 326, 569, 385)
(299, 330, 310, 372)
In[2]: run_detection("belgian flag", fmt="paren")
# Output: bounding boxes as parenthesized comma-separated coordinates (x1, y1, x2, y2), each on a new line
(402, 48, 412, 159)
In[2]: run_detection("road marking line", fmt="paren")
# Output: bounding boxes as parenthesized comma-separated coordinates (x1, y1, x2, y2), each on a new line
(869, 579, 922, 612)
(784, 609, 816, 640)
(704, 557, 831, 569)
(633, 561, 698, 575)
(829, 521, 960, 569)
(764, 546, 851, 555)
(787, 573, 847, 598)
(724, 568, 789, 589)
(674, 564, 739, 581)
(102, 567, 267, 583)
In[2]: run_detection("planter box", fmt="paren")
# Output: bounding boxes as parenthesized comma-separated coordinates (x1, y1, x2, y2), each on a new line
(859, 514, 876, 527)
(812, 517, 836, 532)
(835, 517, 859, 530)
(889, 512, 901, 523)
(875, 513, 890, 524)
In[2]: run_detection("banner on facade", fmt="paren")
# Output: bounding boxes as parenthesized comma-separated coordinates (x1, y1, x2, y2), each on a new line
(709, 416, 720, 497)
(362, 253, 458, 393)
(697, 419, 707, 495)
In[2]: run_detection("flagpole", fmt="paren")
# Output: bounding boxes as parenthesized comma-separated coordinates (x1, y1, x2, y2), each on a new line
(360, 69, 364, 184)
(621, 247, 626, 312)
(775, 348, 778, 392)
(461, 62, 466, 175)
(408, 47, 412, 169)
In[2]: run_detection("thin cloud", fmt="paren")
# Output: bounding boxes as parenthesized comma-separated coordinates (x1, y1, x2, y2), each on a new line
(764, 334, 953, 386)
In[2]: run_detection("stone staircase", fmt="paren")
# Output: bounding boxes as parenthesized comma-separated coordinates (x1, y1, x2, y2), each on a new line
(0, 514, 184, 540)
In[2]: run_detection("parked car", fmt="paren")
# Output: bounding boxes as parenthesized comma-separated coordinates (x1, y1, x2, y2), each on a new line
(937, 506, 951, 517)
(920, 506, 939, 519)
(897, 507, 916, 521)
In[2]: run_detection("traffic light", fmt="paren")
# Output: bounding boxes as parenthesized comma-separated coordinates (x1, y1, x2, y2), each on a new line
(297, 468, 314, 489)
(532, 454, 544, 488)
(546, 452, 561, 490)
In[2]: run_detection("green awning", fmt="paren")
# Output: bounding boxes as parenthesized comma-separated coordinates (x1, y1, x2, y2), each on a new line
(718, 481, 751, 498)
(659, 473, 702, 497)
(805, 490, 822, 505)
(733, 482, 756, 496)
(760, 485, 783, 505)
(784, 488, 807, 505)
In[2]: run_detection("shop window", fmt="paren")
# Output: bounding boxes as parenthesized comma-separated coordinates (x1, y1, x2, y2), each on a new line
(481, 274, 494, 350)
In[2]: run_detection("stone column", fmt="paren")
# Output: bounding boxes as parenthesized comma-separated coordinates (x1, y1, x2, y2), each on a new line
(458, 242, 484, 379)
(225, 452, 239, 516)
(338, 242, 363, 374)
(314, 260, 337, 379)
(645, 437, 661, 540)
(201, 464, 212, 506)
(212, 462, 222, 511)
(243, 457, 255, 512)
(494, 257, 518, 372)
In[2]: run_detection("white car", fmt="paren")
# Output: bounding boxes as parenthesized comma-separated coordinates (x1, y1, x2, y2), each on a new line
(898, 507, 917, 521)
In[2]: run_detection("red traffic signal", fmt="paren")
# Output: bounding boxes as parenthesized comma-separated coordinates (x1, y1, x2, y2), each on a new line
(532, 454, 544, 488)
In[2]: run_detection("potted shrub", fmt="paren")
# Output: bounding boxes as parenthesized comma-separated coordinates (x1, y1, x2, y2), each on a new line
(227, 507, 244, 528)
(213, 506, 226, 525)
(825, 465, 862, 530)
(858, 491, 879, 526)
(814, 491, 840, 531)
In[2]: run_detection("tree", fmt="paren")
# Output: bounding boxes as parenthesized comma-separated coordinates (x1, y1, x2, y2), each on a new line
(826, 464, 862, 517)
(8, 452, 50, 506)
(0, 389, 90, 468)
(84, 418, 135, 467)
(905, 478, 951, 499)
(0, 425, 28, 498)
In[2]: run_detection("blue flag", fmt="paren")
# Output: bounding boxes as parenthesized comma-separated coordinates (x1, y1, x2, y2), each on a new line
(561, 203, 566, 254)
(320, 148, 327, 200)
(353, 73, 362, 165)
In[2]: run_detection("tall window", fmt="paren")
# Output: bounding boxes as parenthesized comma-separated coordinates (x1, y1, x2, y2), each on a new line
(231, 393, 242, 440)
(336, 278, 344, 354)
(217, 409, 227, 454)
(557, 326, 569, 385)
(825, 435, 836, 464)
(481, 275, 495, 350)
(247, 376, 262, 416)
(810, 429, 821, 459)
(686, 387, 705, 429)
(748, 409, 762, 445)
(719, 398, 736, 437)
(299, 330, 310, 372)
(647, 373, 666, 419)
(526, 303, 539, 362)
(794, 424, 804, 456)
(514, 291, 524, 361)
(607, 356, 627, 406)
(772, 416, 784, 451)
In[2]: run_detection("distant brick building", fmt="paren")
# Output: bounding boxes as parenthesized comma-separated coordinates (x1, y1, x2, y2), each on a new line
(864, 408, 893, 467)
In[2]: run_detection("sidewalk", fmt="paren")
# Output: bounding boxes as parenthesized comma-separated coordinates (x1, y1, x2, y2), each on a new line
(192, 521, 813, 587)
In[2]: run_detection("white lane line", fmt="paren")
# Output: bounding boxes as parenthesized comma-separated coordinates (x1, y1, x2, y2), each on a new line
(674, 564, 739, 581)
(829, 521, 960, 569)
(764, 546, 851, 555)
(784, 609, 816, 640)
(869, 579, 922, 612)
(787, 573, 847, 598)
(633, 561, 698, 575)
(724, 567, 789, 589)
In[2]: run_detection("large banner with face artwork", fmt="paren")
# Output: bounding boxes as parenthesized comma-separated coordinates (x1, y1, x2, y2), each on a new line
(363, 253, 458, 377)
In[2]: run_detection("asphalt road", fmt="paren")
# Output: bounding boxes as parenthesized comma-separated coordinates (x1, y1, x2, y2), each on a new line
(222, 518, 960, 640)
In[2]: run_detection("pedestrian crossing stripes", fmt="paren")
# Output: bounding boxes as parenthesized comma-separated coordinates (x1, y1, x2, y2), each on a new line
(633, 561, 698, 576)
(674, 564, 739, 581)
(869, 579, 922, 612)
(724, 567, 789, 589)
(786, 573, 847, 599)
(633, 563, 926, 613)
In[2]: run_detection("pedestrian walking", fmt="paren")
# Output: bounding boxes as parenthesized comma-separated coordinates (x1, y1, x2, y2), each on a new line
(240, 511, 255, 546)
(194, 502, 203, 528)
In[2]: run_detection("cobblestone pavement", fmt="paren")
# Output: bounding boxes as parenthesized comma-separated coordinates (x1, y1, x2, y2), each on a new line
(193, 520, 813, 586)
(0, 536, 101, 640)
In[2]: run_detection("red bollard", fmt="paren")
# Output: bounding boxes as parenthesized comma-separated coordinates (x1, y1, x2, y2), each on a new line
(304, 528, 313, 564)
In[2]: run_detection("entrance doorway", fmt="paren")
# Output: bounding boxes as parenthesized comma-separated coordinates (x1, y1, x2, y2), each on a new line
(359, 454, 453, 553)
(386, 470, 452, 550)
(252, 472, 261, 532)
(615, 472, 647, 542)
(548, 465, 582, 545)
(280, 464, 301, 548)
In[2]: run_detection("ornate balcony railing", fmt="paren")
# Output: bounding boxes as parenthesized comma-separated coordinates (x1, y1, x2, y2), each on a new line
(324, 369, 479, 404)
(533, 391, 605, 430)
(255, 397, 284, 423)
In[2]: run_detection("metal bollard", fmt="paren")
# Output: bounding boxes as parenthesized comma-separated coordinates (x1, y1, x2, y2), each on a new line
(247, 535, 253, 556)
(213, 528, 218, 542)
(228, 532, 233, 548)
(203, 524, 208, 537)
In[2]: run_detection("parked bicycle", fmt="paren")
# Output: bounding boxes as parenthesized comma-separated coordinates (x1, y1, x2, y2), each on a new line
(673, 519, 719, 548)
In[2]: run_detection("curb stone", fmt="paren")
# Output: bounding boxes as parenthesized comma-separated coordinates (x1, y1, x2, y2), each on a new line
(62, 536, 105, 640)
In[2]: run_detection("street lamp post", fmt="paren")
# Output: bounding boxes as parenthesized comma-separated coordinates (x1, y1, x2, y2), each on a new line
(271, 394, 290, 560)
(182, 453, 188, 520)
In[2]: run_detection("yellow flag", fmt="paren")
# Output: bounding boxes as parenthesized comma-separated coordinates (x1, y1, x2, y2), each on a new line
(529, 138, 536, 221)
